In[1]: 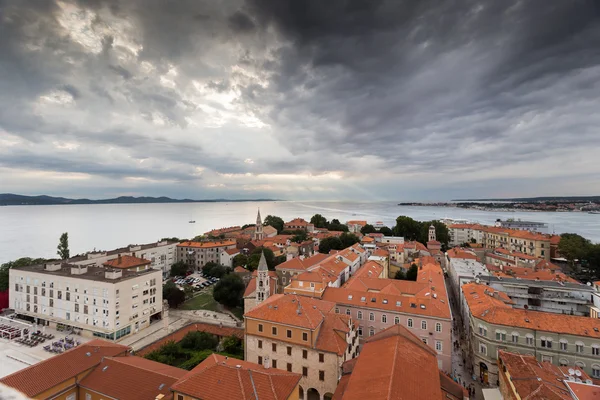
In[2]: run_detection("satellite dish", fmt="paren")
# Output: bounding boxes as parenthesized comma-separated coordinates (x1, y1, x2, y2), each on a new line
(575, 370, 582, 377)
(588, 282, 592, 286)
(568, 368, 575, 375)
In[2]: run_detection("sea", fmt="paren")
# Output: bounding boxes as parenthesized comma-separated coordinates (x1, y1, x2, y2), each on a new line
(1, 201, 600, 264)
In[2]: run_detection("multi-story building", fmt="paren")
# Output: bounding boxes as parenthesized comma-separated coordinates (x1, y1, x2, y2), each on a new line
(476, 273, 593, 316)
(345, 220, 367, 234)
(448, 223, 485, 246)
(462, 282, 600, 386)
(482, 227, 551, 261)
(445, 248, 490, 304)
(244, 294, 359, 400)
(322, 257, 453, 372)
(176, 240, 236, 271)
(9, 255, 162, 340)
(334, 325, 465, 400)
(285, 218, 314, 232)
(494, 218, 549, 233)
(68, 240, 178, 279)
(275, 254, 330, 288)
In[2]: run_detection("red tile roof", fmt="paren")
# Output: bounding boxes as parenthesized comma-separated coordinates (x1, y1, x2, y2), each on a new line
(103, 255, 151, 269)
(0, 339, 129, 397)
(275, 257, 307, 272)
(244, 294, 335, 330)
(352, 261, 384, 279)
(177, 240, 236, 248)
(346, 220, 367, 226)
(447, 248, 478, 260)
(493, 266, 577, 283)
(234, 266, 248, 273)
(224, 248, 240, 255)
(564, 381, 600, 399)
(334, 324, 457, 400)
(79, 357, 185, 400)
(171, 354, 301, 400)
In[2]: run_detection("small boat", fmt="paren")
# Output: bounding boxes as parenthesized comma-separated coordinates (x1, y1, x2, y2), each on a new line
(589, 211, 600, 215)
(189, 220, 196, 223)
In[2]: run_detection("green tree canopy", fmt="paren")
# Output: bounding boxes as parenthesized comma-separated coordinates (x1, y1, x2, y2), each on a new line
(170, 261, 189, 277)
(394, 270, 406, 280)
(318, 237, 343, 254)
(264, 215, 284, 233)
(163, 281, 186, 308)
(328, 220, 349, 232)
(419, 221, 449, 246)
(405, 264, 419, 281)
(248, 247, 277, 271)
(291, 230, 308, 243)
(310, 214, 329, 228)
(202, 261, 219, 276)
(241, 223, 255, 230)
(379, 226, 393, 236)
(221, 335, 243, 356)
(339, 232, 360, 248)
(160, 237, 181, 242)
(180, 331, 219, 351)
(232, 254, 248, 268)
(213, 273, 245, 308)
(393, 216, 421, 241)
(360, 224, 377, 235)
(57, 232, 70, 260)
(208, 265, 230, 278)
(558, 233, 591, 266)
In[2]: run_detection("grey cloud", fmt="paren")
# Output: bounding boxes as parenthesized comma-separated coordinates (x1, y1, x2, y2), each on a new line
(228, 10, 255, 33)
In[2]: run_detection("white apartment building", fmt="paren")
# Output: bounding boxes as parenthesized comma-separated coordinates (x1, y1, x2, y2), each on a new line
(380, 236, 405, 245)
(445, 255, 490, 305)
(69, 240, 178, 279)
(448, 224, 485, 247)
(9, 257, 162, 341)
(176, 240, 237, 271)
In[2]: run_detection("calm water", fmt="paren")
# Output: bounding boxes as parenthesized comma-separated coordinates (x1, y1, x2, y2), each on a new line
(1, 201, 600, 264)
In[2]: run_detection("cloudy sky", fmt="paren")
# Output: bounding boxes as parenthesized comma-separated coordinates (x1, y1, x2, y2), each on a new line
(1, 0, 600, 201)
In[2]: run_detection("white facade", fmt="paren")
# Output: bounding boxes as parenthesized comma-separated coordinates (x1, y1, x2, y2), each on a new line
(381, 236, 405, 245)
(9, 263, 162, 341)
(446, 256, 490, 303)
(449, 226, 485, 246)
(70, 241, 177, 279)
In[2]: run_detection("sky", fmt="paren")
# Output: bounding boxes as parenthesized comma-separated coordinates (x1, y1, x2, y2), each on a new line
(1, 1, 600, 201)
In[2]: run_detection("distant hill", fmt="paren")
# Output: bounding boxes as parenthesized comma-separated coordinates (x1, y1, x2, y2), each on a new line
(452, 196, 600, 202)
(0, 193, 279, 206)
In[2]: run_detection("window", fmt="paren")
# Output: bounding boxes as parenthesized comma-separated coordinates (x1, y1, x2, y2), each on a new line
(86, 394, 92, 400)
(258, 340, 263, 349)
(576, 343, 584, 353)
(302, 332, 308, 341)
(436, 323, 442, 333)
(541, 338, 553, 349)
(177, 395, 183, 400)
(542, 355, 553, 363)
(287, 346, 292, 356)
(560, 341, 568, 351)
(593, 346, 600, 356)
(479, 343, 487, 356)
(272, 343, 277, 352)
(358, 326, 363, 336)
(560, 359, 569, 366)
(512, 334, 518, 344)
(272, 326, 277, 335)
(382, 314, 387, 323)
(408, 318, 413, 328)
(369, 328, 375, 337)
(303, 349, 308, 359)
(319, 353, 324, 363)
(287, 329, 292, 338)
(258, 324, 263, 332)
(319, 370, 325, 381)
(495, 332, 506, 342)
(302, 367, 308, 377)
(593, 366, 600, 378)
(346, 308, 351, 316)
(357, 311, 363, 320)
(258, 356, 263, 365)
(369, 312, 374, 321)
(421, 320, 427, 330)
(272, 359, 277, 369)
(422, 338, 428, 344)
(394, 317, 400, 325)
(335, 307, 339, 314)
(526, 336, 534, 346)
(287, 363, 292, 372)
(435, 341, 442, 351)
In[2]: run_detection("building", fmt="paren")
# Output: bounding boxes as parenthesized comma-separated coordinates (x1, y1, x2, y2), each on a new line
(367, 248, 389, 278)
(275, 254, 330, 288)
(285, 218, 313, 232)
(445, 248, 490, 304)
(482, 227, 552, 261)
(10, 256, 162, 340)
(176, 240, 237, 271)
(498, 350, 600, 400)
(244, 294, 359, 400)
(323, 258, 452, 372)
(345, 220, 367, 234)
(495, 219, 549, 233)
(205, 226, 242, 238)
(448, 224, 485, 246)
(333, 325, 466, 400)
(380, 236, 404, 245)
(219, 247, 240, 268)
(462, 282, 600, 386)
(476, 273, 594, 316)
(67, 240, 178, 279)
(243, 252, 278, 312)
(283, 268, 339, 298)
(171, 353, 301, 400)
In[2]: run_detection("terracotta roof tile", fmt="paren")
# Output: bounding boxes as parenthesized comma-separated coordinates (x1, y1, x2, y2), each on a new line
(352, 261, 384, 279)
(0, 339, 129, 397)
(244, 294, 336, 330)
(177, 240, 236, 248)
(224, 248, 240, 255)
(275, 257, 307, 272)
(315, 313, 355, 356)
(346, 220, 367, 226)
(171, 354, 301, 400)
(103, 254, 151, 269)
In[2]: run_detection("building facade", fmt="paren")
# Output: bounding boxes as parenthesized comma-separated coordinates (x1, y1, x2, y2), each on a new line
(10, 257, 162, 340)
(176, 240, 236, 270)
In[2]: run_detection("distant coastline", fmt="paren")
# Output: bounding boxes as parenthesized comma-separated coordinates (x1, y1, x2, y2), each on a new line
(399, 197, 600, 213)
(0, 193, 280, 206)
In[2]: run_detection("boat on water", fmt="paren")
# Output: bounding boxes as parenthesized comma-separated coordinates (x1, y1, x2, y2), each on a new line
(589, 211, 600, 215)
(189, 220, 196, 223)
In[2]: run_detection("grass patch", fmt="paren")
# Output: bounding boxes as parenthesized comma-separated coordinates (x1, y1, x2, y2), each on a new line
(180, 287, 220, 311)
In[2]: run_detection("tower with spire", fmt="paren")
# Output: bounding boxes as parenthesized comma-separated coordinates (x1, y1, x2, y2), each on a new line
(254, 208, 264, 241)
(429, 224, 436, 242)
(256, 251, 270, 304)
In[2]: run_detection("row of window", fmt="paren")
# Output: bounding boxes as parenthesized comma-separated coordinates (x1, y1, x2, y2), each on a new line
(335, 308, 444, 332)
(257, 324, 310, 341)
(257, 356, 325, 380)
(257, 340, 326, 361)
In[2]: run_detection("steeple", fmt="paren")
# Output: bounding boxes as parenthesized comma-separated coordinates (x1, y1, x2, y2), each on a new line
(256, 208, 262, 225)
(256, 251, 270, 304)
(254, 208, 264, 241)
(257, 251, 268, 271)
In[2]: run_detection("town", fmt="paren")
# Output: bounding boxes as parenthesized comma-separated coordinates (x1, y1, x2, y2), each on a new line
(1, 211, 600, 400)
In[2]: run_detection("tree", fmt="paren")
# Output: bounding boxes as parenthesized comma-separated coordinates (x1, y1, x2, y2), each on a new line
(163, 281, 186, 308)
(213, 274, 245, 308)
(587, 244, 600, 277)
(405, 264, 418, 281)
(232, 254, 248, 268)
(160, 237, 180, 242)
(318, 237, 343, 254)
(248, 247, 276, 271)
(360, 224, 377, 235)
(208, 265, 230, 278)
(291, 230, 308, 243)
(264, 215, 284, 233)
(558, 233, 591, 267)
(379, 226, 393, 236)
(57, 232, 70, 260)
(202, 262, 219, 276)
(470, 238, 477, 244)
(339, 232, 360, 248)
(419, 221, 449, 246)
(241, 223, 255, 230)
(394, 270, 406, 280)
(170, 261, 189, 277)
(0, 258, 48, 291)
(180, 331, 219, 351)
(328, 220, 349, 232)
(310, 214, 329, 229)
(221, 335, 243, 355)
(394, 216, 421, 241)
